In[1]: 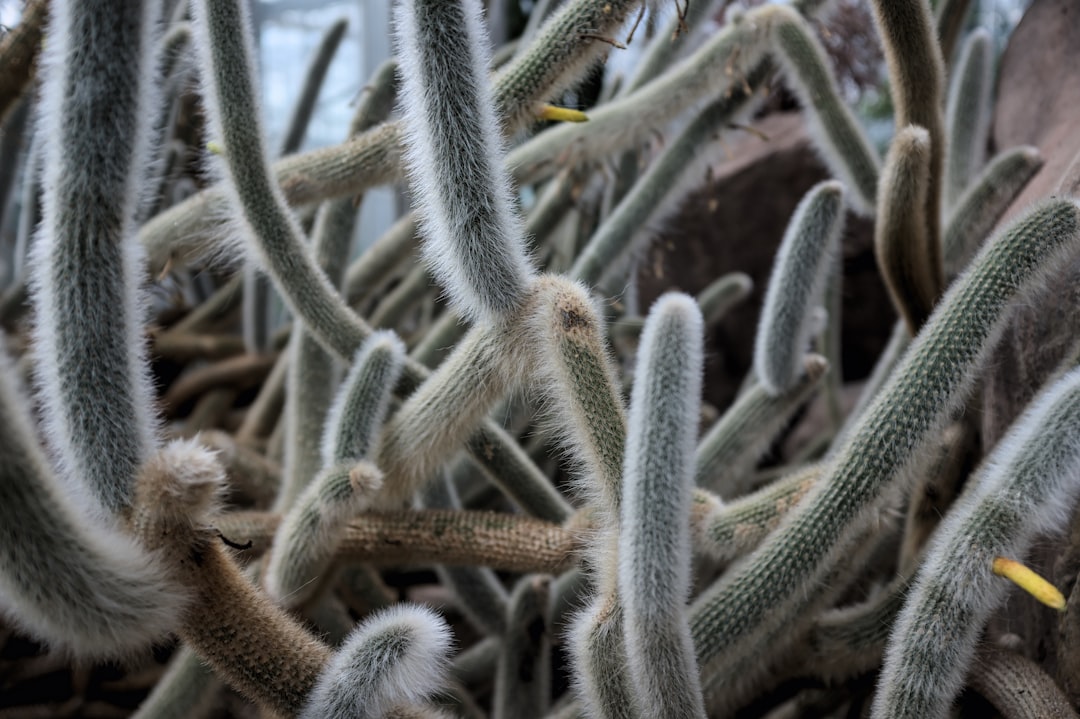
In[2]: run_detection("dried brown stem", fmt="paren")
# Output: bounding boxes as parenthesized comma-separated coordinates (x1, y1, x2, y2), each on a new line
(969, 644, 1079, 719)
(216, 509, 581, 574)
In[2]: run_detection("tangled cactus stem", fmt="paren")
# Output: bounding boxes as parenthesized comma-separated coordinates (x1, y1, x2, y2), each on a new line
(0, 337, 184, 659)
(873, 363, 1080, 719)
(133, 441, 333, 716)
(395, 0, 536, 325)
(300, 605, 453, 719)
(689, 199, 1080, 707)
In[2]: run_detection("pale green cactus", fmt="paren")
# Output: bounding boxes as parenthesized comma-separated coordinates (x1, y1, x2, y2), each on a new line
(3, 1, 1079, 718)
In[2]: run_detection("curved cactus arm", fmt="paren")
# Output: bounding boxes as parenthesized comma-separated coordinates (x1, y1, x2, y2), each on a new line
(695, 355, 828, 497)
(767, 7, 880, 215)
(29, 0, 159, 517)
(132, 441, 333, 716)
(299, 605, 453, 719)
(374, 321, 534, 509)
(507, 10, 773, 186)
(0, 338, 184, 659)
(191, 0, 565, 520)
(943, 30, 993, 210)
(872, 364, 1080, 719)
(619, 294, 707, 719)
(569, 597, 636, 719)
(523, 275, 627, 525)
(691, 464, 822, 564)
(395, 0, 536, 325)
(967, 644, 1080, 719)
(754, 182, 845, 395)
(698, 272, 754, 326)
(189, 0, 376, 364)
(943, 146, 1043, 278)
(688, 200, 1080, 706)
(322, 332, 405, 468)
(869, 0, 946, 265)
(875, 126, 939, 333)
(278, 18, 349, 157)
(139, 0, 647, 273)
(264, 462, 384, 608)
(283, 61, 399, 510)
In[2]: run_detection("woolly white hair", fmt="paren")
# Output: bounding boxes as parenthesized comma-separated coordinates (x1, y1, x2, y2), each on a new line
(753, 181, 845, 396)
(873, 365, 1080, 719)
(264, 461, 383, 607)
(321, 330, 405, 467)
(299, 604, 453, 719)
(619, 293, 707, 719)
(0, 337, 184, 659)
(28, 0, 161, 521)
(395, 0, 536, 325)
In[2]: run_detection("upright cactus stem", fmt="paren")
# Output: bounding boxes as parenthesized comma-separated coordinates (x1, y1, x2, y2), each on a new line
(876, 126, 940, 333)
(322, 332, 405, 468)
(689, 200, 1080, 709)
(395, 0, 536, 325)
(29, 0, 159, 517)
(754, 181, 844, 395)
(943, 145, 1043, 277)
(874, 364, 1080, 719)
(766, 7, 880, 215)
(619, 294, 707, 719)
(524, 275, 627, 523)
(869, 0, 946, 268)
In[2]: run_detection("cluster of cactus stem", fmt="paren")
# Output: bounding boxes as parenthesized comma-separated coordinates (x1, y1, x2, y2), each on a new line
(2, 0, 1080, 716)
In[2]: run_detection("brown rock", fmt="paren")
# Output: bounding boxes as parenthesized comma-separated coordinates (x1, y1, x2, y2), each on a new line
(635, 111, 891, 415)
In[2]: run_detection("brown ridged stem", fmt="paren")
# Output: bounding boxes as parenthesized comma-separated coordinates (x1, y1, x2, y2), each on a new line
(215, 509, 581, 574)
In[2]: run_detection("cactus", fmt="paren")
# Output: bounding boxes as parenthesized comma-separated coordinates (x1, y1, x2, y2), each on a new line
(299, 605, 452, 719)
(28, 0, 160, 518)
(872, 364, 1080, 719)
(395, 0, 535, 325)
(5, 2, 1080, 717)
(875, 125, 938, 333)
(619, 294, 707, 719)
(753, 181, 844, 395)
